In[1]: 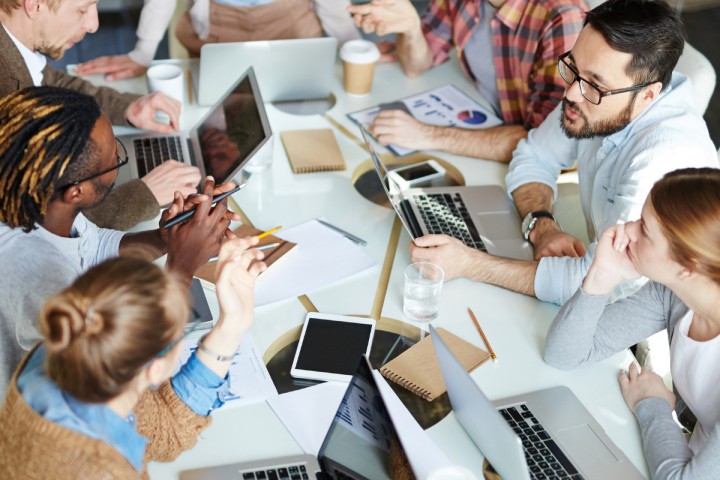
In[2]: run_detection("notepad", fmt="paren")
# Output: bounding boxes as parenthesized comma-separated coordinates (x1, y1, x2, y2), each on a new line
(280, 128, 346, 173)
(380, 328, 490, 402)
(194, 224, 297, 289)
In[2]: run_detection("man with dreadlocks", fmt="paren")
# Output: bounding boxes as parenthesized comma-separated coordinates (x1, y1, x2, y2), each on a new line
(0, 86, 239, 396)
(0, 0, 202, 230)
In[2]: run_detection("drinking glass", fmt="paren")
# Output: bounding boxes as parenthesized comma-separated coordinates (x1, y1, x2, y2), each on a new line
(403, 262, 444, 327)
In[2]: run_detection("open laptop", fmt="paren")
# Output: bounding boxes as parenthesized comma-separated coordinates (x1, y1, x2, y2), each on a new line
(359, 128, 533, 261)
(180, 355, 415, 480)
(117, 66, 271, 186)
(430, 325, 645, 480)
(199, 37, 338, 106)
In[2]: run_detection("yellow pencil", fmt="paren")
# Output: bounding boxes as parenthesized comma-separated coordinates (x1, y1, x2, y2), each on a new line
(468, 307, 497, 361)
(257, 225, 282, 240)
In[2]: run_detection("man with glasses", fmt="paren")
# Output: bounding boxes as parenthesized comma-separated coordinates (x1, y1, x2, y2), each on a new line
(410, 0, 718, 305)
(0, 87, 237, 395)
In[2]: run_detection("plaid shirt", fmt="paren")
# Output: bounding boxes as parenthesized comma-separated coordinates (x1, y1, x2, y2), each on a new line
(422, 0, 587, 129)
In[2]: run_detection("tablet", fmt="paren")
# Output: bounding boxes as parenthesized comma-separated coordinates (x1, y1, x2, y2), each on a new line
(291, 313, 376, 382)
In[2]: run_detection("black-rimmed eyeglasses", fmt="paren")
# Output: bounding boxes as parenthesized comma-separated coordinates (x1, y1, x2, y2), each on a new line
(558, 51, 656, 105)
(57, 138, 129, 190)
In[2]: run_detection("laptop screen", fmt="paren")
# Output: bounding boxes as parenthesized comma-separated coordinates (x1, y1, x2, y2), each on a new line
(196, 67, 271, 182)
(318, 356, 408, 480)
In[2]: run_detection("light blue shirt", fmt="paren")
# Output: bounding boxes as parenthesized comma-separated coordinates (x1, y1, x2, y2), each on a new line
(18, 346, 228, 471)
(506, 72, 718, 305)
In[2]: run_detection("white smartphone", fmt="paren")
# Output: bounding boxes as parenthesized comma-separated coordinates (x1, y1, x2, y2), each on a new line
(290, 313, 376, 382)
(387, 160, 446, 190)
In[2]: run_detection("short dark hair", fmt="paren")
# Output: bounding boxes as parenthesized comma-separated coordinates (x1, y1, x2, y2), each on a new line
(0, 87, 101, 231)
(585, 0, 686, 91)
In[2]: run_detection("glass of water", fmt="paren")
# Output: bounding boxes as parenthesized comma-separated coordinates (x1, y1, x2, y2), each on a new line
(403, 262, 444, 329)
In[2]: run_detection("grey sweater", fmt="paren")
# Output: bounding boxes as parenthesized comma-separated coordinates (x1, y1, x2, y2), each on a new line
(545, 281, 720, 479)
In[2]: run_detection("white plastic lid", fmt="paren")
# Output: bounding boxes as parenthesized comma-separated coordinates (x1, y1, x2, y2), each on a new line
(340, 39, 381, 64)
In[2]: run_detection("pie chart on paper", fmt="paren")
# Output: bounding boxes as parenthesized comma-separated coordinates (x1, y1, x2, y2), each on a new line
(457, 110, 487, 125)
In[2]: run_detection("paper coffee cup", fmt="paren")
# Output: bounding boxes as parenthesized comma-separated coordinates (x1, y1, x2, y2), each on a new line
(340, 39, 381, 95)
(147, 64, 185, 104)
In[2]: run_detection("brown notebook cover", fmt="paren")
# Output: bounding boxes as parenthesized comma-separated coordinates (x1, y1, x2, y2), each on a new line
(380, 328, 490, 402)
(194, 225, 297, 288)
(280, 128, 346, 174)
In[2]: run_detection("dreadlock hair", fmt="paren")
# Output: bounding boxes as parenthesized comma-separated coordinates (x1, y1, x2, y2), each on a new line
(0, 86, 101, 232)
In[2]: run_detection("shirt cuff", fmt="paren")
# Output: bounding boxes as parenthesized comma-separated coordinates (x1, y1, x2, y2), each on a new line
(171, 351, 228, 416)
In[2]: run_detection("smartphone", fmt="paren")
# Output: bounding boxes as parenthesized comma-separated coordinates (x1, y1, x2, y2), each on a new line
(387, 160, 446, 190)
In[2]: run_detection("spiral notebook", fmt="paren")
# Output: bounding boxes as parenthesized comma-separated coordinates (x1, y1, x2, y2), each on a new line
(280, 129, 346, 173)
(380, 328, 490, 401)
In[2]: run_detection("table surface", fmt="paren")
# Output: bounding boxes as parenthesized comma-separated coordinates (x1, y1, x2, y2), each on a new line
(88, 56, 648, 479)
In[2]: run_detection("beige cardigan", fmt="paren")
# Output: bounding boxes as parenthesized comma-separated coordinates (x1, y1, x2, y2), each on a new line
(0, 349, 212, 479)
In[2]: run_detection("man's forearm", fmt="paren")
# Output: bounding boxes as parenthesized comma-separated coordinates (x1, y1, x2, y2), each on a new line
(431, 124, 527, 163)
(396, 28, 433, 76)
(511, 182, 554, 218)
(467, 253, 538, 297)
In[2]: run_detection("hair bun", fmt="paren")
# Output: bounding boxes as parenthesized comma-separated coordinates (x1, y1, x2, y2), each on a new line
(40, 295, 89, 352)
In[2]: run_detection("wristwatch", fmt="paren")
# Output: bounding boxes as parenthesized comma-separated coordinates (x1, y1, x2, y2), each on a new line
(522, 211, 558, 243)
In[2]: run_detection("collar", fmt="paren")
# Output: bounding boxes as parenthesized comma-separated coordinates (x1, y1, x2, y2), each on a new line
(2, 23, 46, 86)
(494, 0, 526, 31)
(17, 346, 148, 471)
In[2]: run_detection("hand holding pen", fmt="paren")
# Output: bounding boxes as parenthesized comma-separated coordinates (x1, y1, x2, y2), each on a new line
(163, 177, 241, 278)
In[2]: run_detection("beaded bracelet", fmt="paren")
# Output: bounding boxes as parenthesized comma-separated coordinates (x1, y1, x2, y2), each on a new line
(197, 334, 236, 362)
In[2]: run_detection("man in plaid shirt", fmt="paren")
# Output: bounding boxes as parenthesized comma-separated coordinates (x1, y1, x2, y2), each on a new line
(349, 0, 587, 162)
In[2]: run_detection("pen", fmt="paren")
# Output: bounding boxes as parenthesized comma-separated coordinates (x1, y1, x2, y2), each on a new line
(207, 242, 280, 262)
(163, 183, 245, 229)
(316, 218, 367, 246)
(468, 307, 497, 362)
(257, 225, 282, 240)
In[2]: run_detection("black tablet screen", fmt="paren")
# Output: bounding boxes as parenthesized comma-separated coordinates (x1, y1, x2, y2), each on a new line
(295, 317, 373, 375)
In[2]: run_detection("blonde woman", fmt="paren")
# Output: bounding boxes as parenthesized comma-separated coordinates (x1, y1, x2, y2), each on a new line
(0, 237, 266, 478)
(545, 168, 720, 478)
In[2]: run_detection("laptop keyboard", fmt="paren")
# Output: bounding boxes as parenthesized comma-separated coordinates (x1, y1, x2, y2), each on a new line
(412, 193, 486, 251)
(499, 404, 585, 480)
(133, 136, 185, 177)
(240, 464, 309, 480)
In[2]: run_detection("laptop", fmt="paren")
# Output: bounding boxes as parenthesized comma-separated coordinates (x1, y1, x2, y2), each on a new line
(359, 128, 533, 261)
(430, 325, 645, 480)
(199, 37, 338, 106)
(117, 66, 272, 186)
(180, 356, 415, 480)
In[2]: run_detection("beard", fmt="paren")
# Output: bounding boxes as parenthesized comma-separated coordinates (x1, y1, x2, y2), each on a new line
(37, 41, 66, 61)
(560, 97, 635, 140)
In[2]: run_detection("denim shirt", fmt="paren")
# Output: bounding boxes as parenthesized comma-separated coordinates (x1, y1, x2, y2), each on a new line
(505, 73, 718, 305)
(18, 345, 227, 471)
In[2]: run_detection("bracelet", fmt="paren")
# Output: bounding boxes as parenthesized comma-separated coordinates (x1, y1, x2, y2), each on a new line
(197, 334, 236, 362)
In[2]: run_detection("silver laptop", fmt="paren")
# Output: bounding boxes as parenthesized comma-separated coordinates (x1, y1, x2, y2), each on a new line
(199, 37, 338, 106)
(117, 67, 271, 186)
(430, 325, 645, 480)
(359, 128, 533, 261)
(180, 356, 415, 480)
